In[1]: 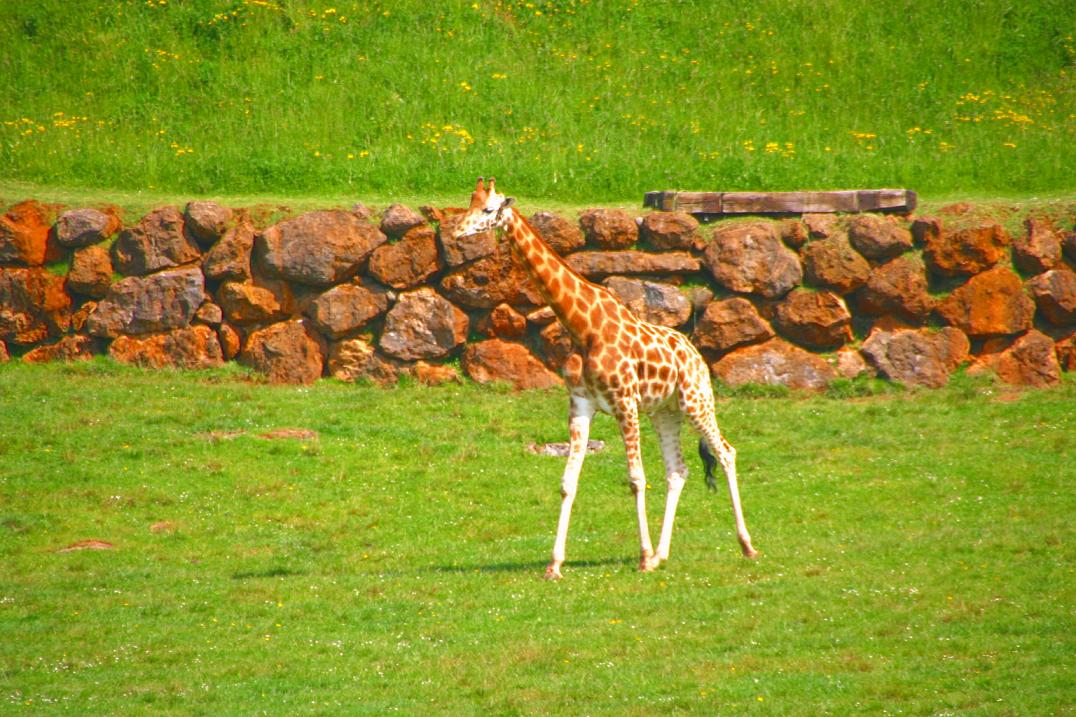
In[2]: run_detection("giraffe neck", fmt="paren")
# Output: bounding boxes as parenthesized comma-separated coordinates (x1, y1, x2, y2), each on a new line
(502, 210, 614, 345)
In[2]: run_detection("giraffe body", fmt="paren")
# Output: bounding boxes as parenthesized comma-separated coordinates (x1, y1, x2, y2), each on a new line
(453, 179, 757, 578)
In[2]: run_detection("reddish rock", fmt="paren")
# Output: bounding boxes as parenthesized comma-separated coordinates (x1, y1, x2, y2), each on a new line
(835, 347, 872, 379)
(194, 301, 223, 326)
(55, 208, 121, 248)
(529, 211, 586, 255)
(462, 339, 562, 390)
(692, 298, 774, 354)
(566, 250, 700, 279)
(202, 220, 254, 282)
(218, 323, 241, 360)
(861, 327, 969, 388)
(241, 319, 326, 384)
(988, 330, 1061, 387)
(437, 213, 497, 267)
(1053, 331, 1076, 371)
(603, 276, 691, 327)
(936, 266, 1035, 338)
(0, 267, 73, 345)
(22, 335, 95, 364)
(702, 222, 802, 298)
(414, 361, 461, 386)
(1026, 269, 1076, 325)
(847, 214, 913, 261)
(305, 281, 389, 339)
(327, 337, 400, 386)
(440, 247, 541, 308)
(109, 325, 224, 370)
(87, 267, 205, 338)
(923, 222, 1009, 276)
(802, 213, 839, 239)
(367, 225, 442, 289)
(779, 219, 809, 249)
(711, 338, 836, 390)
(1063, 230, 1076, 264)
(66, 245, 113, 298)
(479, 303, 528, 339)
(1012, 218, 1062, 275)
(579, 208, 638, 249)
(526, 306, 557, 326)
(379, 288, 469, 360)
(857, 256, 934, 323)
(217, 279, 293, 325)
(184, 201, 233, 245)
(639, 212, 700, 250)
(0, 340, 8, 362)
(535, 321, 576, 372)
(773, 289, 852, 349)
(379, 203, 426, 238)
(70, 301, 97, 333)
(257, 210, 386, 286)
(910, 216, 942, 247)
(0, 200, 61, 266)
(111, 206, 201, 276)
(801, 235, 871, 294)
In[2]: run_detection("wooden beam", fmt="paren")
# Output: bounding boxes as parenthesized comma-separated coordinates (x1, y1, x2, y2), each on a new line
(642, 189, 916, 216)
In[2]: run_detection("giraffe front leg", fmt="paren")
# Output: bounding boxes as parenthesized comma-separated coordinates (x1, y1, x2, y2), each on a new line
(546, 397, 595, 580)
(651, 410, 687, 566)
(616, 400, 658, 572)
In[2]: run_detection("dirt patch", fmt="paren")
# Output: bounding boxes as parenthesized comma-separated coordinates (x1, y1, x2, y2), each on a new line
(199, 428, 319, 442)
(56, 539, 114, 553)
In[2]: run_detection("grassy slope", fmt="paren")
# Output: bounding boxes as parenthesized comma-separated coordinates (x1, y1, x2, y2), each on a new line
(0, 360, 1072, 715)
(1, 0, 1074, 202)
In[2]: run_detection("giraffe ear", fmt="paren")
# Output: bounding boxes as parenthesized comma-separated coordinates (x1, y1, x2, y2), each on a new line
(503, 196, 516, 208)
(475, 176, 485, 191)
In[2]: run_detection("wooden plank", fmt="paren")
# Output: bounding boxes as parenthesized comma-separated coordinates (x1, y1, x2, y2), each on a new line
(857, 189, 917, 212)
(667, 191, 723, 214)
(642, 189, 916, 215)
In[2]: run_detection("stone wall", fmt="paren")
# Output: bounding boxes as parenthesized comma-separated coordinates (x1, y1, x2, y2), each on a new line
(1, 198, 1073, 389)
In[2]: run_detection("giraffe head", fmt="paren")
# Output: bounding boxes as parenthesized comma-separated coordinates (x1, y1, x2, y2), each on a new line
(452, 177, 516, 238)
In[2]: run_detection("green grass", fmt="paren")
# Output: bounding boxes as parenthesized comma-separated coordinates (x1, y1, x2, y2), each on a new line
(1, 0, 1073, 202)
(1, 359, 1072, 715)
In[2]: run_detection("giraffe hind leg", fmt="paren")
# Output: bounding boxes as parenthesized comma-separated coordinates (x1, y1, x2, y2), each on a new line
(698, 437, 718, 492)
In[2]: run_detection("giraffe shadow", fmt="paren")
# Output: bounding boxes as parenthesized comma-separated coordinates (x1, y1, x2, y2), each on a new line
(425, 556, 633, 575)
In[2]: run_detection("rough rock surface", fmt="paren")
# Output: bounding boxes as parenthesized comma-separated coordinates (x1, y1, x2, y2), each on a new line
(55, 208, 120, 248)
(437, 213, 497, 267)
(109, 324, 224, 369)
(379, 288, 469, 360)
(67, 245, 113, 298)
(801, 235, 872, 294)
(1025, 269, 1076, 325)
(579, 208, 638, 249)
(936, 266, 1035, 337)
(779, 219, 809, 249)
(241, 319, 326, 384)
(567, 250, 700, 279)
(22, 335, 95, 364)
(217, 278, 294, 325)
(327, 337, 400, 386)
(802, 213, 840, 239)
(0, 200, 61, 266)
(305, 281, 389, 339)
(973, 330, 1061, 387)
(711, 338, 836, 390)
(87, 267, 205, 338)
(111, 206, 201, 276)
(529, 211, 585, 255)
(773, 289, 852, 349)
(413, 360, 461, 386)
(857, 256, 934, 323)
(379, 203, 426, 238)
(257, 210, 386, 286)
(847, 214, 913, 261)
(462, 339, 562, 389)
(639, 212, 700, 250)
(603, 276, 691, 327)
(703, 222, 802, 298)
(692, 297, 774, 354)
(1012, 218, 1062, 274)
(479, 303, 528, 339)
(440, 248, 540, 308)
(861, 327, 969, 388)
(202, 220, 254, 282)
(184, 201, 233, 245)
(922, 223, 1009, 276)
(367, 225, 441, 289)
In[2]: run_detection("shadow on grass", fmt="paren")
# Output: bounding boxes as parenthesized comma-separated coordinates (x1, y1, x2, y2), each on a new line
(425, 556, 633, 575)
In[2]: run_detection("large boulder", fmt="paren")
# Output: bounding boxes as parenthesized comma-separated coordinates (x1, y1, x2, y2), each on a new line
(1012, 218, 1062, 275)
(66, 245, 114, 298)
(109, 325, 224, 369)
(711, 338, 836, 390)
(87, 267, 205, 338)
(217, 278, 295, 326)
(566, 250, 700, 279)
(773, 289, 852, 349)
(922, 222, 1009, 277)
(366, 225, 442, 289)
(639, 212, 700, 250)
(579, 208, 637, 249)
(603, 276, 691, 327)
(0, 267, 71, 345)
(21, 335, 95, 364)
(440, 247, 541, 308)
(327, 337, 401, 386)
(304, 281, 389, 339)
(477, 303, 528, 339)
(529, 211, 586, 255)
(856, 256, 934, 323)
(379, 288, 469, 360)
(0, 200, 61, 266)
(257, 210, 386, 286)
(201, 220, 254, 282)
(972, 330, 1061, 387)
(1025, 269, 1076, 325)
(861, 327, 969, 388)
(462, 339, 562, 389)
(691, 297, 774, 354)
(240, 319, 326, 384)
(184, 201, 233, 245)
(702, 222, 802, 298)
(111, 206, 201, 276)
(801, 234, 871, 294)
(379, 203, 426, 238)
(936, 266, 1035, 338)
(846, 214, 913, 261)
(54, 207, 121, 248)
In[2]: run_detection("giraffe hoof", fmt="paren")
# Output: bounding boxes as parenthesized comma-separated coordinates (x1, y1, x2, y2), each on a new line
(741, 545, 760, 559)
(638, 553, 662, 572)
(544, 563, 563, 580)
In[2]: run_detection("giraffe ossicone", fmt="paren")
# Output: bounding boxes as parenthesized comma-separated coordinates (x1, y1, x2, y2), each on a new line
(454, 178, 758, 579)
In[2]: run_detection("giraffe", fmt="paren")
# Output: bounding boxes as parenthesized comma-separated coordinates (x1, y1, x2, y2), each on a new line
(452, 178, 758, 579)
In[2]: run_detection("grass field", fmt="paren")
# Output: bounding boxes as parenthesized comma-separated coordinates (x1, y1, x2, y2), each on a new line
(0, 360, 1072, 715)
(2, 0, 1074, 201)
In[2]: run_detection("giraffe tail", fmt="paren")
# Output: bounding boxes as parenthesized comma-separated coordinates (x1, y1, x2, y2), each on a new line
(698, 438, 719, 492)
